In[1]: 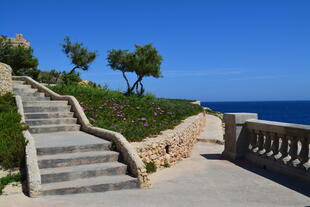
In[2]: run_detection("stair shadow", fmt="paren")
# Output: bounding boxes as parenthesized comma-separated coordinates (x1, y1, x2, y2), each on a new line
(200, 153, 310, 198)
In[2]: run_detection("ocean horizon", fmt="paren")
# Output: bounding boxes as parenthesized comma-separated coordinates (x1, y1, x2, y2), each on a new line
(201, 100, 310, 125)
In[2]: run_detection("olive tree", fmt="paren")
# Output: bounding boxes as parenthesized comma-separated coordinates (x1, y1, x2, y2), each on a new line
(61, 36, 97, 74)
(107, 44, 162, 95)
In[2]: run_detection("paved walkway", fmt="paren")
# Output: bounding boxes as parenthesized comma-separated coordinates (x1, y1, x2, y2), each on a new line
(198, 114, 224, 144)
(1, 142, 309, 207)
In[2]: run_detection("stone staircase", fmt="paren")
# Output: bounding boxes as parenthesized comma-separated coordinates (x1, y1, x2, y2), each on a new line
(13, 80, 139, 196)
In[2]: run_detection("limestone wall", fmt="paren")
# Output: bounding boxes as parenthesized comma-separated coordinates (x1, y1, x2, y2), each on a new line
(132, 112, 206, 169)
(0, 63, 13, 95)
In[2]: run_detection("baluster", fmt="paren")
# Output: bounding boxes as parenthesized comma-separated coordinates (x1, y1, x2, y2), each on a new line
(282, 136, 292, 165)
(264, 132, 272, 157)
(269, 133, 279, 158)
(258, 131, 266, 155)
(275, 135, 288, 161)
(248, 129, 257, 151)
(252, 130, 259, 153)
(288, 137, 299, 167)
(299, 135, 310, 170)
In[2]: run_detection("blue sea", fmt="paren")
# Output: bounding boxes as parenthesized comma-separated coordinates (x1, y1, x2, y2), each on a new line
(201, 101, 310, 125)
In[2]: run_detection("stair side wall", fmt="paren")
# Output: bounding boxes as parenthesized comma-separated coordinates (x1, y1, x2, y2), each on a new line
(0, 63, 13, 95)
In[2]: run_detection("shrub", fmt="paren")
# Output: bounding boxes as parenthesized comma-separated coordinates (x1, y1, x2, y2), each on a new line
(0, 172, 22, 194)
(37, 69, 61, 84)
(0, 93, 27, 169)
(145, 162, 157, 173)
(61, 71, 82, 85)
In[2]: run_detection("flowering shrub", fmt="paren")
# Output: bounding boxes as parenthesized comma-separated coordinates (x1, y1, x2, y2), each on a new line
(48, 84, 203, 142)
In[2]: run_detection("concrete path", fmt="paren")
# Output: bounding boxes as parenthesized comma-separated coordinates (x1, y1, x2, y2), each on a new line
(198, 114, 224, 144)
(1, 142, 309, 207)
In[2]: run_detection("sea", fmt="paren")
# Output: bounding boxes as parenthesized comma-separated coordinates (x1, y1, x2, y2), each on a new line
(201, 101, 310, 126)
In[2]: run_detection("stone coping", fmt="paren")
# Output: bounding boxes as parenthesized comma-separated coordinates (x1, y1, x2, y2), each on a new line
(15, 95, 41, 197)
(12, 76, 149, 187)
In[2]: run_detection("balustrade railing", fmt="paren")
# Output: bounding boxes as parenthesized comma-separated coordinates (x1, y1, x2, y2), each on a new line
(222, 113, 310, 183)
(246, 120, 310, 170)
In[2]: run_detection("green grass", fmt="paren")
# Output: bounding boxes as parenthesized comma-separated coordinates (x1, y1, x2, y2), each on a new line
(48, 84, 204, 142)
(145, 162, 157, 173)
(0, 93, 27, 169)
(0, 172, 22, 194)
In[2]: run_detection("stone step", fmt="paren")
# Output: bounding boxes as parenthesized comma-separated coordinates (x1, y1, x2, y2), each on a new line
(38, 151, 119, 169)
(24, 105, 71, 113)
(29, 124, 80, 134)
(26, 118, 77, 126)
(24, 112, 74, 119)
(13, 87, 38, 93)
(41, 175, 139, 196)
(37, 143, 111, 156)
(12, 80, 25, 84)
(40, 162, 127, 184)
(23, 101, 68, 107)
(21, 96, 51, 101)
(16, 92, 46, 98)
(13, 84, 32, 89)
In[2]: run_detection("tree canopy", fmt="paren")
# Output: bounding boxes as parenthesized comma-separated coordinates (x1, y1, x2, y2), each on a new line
(0, 36, 39, 79)
(61, 36, 97, 74)
(107, 44, 162, 95)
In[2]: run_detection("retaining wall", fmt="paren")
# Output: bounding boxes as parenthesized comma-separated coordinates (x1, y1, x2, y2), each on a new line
(132, 113, 206, 169)
(0, 63, 13, 95)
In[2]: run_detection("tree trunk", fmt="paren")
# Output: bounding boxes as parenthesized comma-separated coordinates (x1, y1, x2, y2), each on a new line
(130, 76, 142, 94)
(122, 71, 131, 93)
(70, 66, 79, 74)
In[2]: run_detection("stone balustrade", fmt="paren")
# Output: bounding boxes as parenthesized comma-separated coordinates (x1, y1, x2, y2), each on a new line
(222, 113, 310, 183)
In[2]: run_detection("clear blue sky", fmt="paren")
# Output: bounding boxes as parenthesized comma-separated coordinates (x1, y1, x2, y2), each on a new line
(1, 0, 309, 101)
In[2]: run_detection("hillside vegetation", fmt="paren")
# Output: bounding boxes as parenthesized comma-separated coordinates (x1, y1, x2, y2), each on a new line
(48, 84, 203, 142)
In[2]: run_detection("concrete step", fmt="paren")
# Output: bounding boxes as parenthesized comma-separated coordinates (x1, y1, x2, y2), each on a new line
(37, 143, 111, 155)
(38, 151, 119, 169)
(26, 118, 77, 126)
(21, 96, 51, 101)
(40, 162, 127, 184)
(23, 101, 68, 107)
(29, 124, 80, 134)
(12, 80, 25, 84)
(24, 112, 74, 119)
(41, 175, 139, 196)
(16, 92, 46, 98)
(24, 105, 71, 113)
(13, 84, 32, 89)
(13, 87, 38, 93)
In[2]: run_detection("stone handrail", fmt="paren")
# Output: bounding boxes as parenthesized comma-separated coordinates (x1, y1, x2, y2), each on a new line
(12, 76, 149, 187)
(15, 95, 41, 197)
(222, 113, 310, 183)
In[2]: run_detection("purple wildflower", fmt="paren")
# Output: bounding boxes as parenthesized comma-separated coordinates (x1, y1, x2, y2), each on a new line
(143, 123, 149, 127)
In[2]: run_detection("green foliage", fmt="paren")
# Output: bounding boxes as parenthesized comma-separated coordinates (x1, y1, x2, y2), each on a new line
(145, 162, 157, 173)
(0, 172, 22, 194)
(48, 84, 203, 142)
(61, 36, 97, 74)
(0, 37, 39, 79)
(37, 69, 62, 84)
(0, 93, 27, 169)
(61, 71, 82, 85)
(163, 160, 170, 168)
(107, 44, 162, 95)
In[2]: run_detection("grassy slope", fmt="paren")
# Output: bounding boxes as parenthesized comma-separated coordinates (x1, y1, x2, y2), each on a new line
(48, 85, 204, 142)
(0, 93, 26, 169)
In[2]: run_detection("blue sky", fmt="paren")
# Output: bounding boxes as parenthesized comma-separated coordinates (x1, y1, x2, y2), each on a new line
(1, 0, 309, 101)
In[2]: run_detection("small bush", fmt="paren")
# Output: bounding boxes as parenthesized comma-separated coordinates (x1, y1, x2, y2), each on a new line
(145, 162, 157, 173)
(163, 161, 170, 168)
(0, 93, 27, 169)
(0, 172, 22, 194)
(61, 71, 81, 85)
